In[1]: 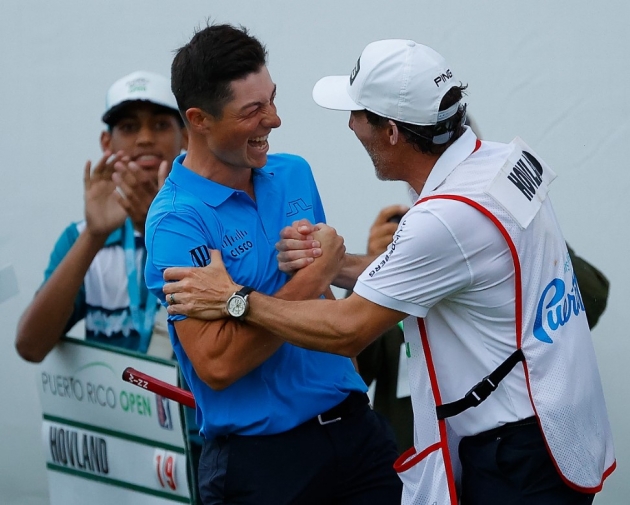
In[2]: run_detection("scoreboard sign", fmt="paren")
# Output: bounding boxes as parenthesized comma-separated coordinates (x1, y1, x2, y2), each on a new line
(37, 337, 193, 504)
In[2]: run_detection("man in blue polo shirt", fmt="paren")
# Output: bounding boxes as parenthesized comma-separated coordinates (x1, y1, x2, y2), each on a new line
(144, 24, 401, 504)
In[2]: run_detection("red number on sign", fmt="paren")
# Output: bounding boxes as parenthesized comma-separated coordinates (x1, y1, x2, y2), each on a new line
(156, 453, 165, 487)
(164, 455, 177, 490)
(155, 450, 178, 491)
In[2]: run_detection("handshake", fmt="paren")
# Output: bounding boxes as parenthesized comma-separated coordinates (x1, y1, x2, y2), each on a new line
(159, 204, 410, 323)
(162, 220, 346, 321)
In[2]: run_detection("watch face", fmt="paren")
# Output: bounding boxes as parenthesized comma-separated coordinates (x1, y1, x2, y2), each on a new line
(227, 295, 247, 318)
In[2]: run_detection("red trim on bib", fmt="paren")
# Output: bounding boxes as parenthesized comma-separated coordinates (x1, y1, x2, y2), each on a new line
(418, 318, 459, 503)
(394, 442, 441, 473)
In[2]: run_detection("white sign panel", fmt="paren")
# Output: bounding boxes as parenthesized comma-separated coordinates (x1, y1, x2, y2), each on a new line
(37, 338, 193, 504)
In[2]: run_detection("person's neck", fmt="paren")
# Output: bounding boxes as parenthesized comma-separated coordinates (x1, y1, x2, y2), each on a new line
(398, 149, 439, 195)
(182, 137, 254, 198)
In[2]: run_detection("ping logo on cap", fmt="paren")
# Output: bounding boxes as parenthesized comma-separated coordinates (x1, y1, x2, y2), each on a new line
(350, 57, 361, 85)
(433, 69, 453, 87)
(127, 77, 148, 94)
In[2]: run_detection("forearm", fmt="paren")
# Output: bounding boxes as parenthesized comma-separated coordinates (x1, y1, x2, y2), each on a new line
(175, 316, 283, 390)
(245, 294, 371, 357)
(332, 253, 375, 290)
(15, 230, 107, 362)
(181, 262, 333, 388)
(275, 258, 333, 300)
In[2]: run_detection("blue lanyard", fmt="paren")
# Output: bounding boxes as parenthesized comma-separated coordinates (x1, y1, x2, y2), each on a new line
(123, 218, 158, 353)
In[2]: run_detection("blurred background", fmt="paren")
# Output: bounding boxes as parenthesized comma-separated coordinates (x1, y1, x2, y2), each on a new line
(1, 1, 628, 503)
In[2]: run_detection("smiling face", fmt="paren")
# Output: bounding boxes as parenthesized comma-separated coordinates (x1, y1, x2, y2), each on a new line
(101, 102, 187, 177)
(201, 66, 281, 171)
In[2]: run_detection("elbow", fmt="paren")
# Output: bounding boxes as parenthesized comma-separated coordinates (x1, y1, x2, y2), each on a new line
(335, 340, 367, 359)
(15, 314, 51, 363)
(196, 363, 237, 391)
(15, 336, 46, 363)
(329, 326, 370, 358)
(203, 377, 233, 391)
(330, 318, 382, 358)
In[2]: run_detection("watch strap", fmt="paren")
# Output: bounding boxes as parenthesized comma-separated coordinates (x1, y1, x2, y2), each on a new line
(236, 286, 255, 297)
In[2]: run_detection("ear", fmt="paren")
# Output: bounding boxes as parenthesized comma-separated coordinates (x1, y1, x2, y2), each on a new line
(185, 108, 210, 134)
(100, 130, 112, 152)
(387, 120, 399, 146)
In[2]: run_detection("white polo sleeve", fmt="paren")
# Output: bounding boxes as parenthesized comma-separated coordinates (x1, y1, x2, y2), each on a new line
(354, 200, 479, 318)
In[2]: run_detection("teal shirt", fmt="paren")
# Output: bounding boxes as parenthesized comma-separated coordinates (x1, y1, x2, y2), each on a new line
(44, 222, 151, 351)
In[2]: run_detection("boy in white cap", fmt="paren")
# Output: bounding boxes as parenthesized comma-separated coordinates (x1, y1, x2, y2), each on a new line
(163, 39, 615, 504)
(16, 70, 187, 359)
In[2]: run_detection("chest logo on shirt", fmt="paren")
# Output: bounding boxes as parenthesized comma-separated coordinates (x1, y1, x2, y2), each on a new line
(286, 199, 313, 217)
(533, 272, 586, 343)
(222, 229, 254, 258)
(189, 245, 211, 267)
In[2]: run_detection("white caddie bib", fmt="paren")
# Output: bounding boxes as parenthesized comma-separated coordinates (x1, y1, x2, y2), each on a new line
(395, 138, 615, 504)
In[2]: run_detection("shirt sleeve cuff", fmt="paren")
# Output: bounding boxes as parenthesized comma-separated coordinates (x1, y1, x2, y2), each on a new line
(353, 282, 429, 319)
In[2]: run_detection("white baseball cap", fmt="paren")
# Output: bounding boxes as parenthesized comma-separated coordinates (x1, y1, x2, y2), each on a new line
(102, 70, 180, 124)
(312, 39, 461, 126)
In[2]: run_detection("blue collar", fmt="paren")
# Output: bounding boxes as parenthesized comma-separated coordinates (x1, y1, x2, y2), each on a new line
(168, 153, 275, 208)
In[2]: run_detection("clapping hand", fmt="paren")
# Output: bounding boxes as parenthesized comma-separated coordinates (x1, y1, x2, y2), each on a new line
(113, 158, 169, 233)
(84, 150, 128, 237)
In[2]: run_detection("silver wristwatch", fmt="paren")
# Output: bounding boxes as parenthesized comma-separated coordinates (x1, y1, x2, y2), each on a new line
(226, 286, 255, 319)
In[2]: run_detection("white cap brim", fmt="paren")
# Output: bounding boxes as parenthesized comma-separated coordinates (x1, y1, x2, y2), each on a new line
(312, 75, 363, 111)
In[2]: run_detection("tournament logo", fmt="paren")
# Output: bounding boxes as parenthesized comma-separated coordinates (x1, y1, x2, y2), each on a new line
(350, 57, 361, 85)
(155, 395, 173, 430)
(126, 77, 148, 94)
(533, 273, 585, 343)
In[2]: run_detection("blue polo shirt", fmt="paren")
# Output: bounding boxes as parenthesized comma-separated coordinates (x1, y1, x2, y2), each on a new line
(145, 153, 367, 440)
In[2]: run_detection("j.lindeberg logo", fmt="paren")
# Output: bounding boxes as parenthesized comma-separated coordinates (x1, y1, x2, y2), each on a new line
(368, 222, 404, 277)
(286, 199, 313, 217)
(350, 57, 361, 85)
(189, 245, 211, 267)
